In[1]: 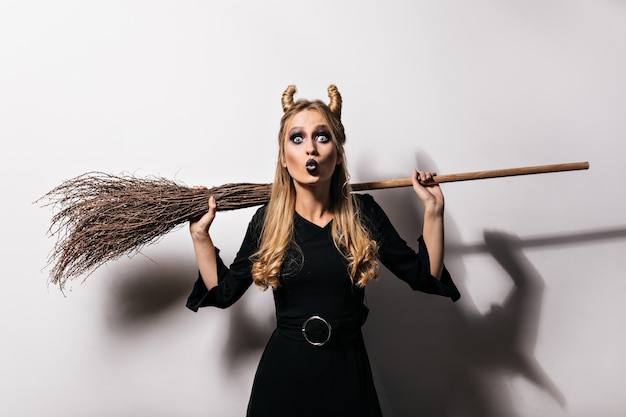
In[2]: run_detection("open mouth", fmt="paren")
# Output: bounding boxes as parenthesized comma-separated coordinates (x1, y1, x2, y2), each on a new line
(305, 159, 319, 174)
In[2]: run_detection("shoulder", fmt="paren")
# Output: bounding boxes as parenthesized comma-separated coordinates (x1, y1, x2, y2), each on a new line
(251, 203, 268, 221)
(353, 192, 388, 225)
(246, 204, 268, 236)
(353, 192, 383, 212)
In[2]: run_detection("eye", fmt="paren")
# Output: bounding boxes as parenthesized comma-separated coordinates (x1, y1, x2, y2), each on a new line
(316, 131, 331, 143)
(289, 133, 304, 144)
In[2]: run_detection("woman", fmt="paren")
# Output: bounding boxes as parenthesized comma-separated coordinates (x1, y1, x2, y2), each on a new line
(187, 85, 460, 416)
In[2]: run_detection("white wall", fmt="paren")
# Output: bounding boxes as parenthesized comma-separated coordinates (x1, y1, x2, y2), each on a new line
(2, 1, 625, 416)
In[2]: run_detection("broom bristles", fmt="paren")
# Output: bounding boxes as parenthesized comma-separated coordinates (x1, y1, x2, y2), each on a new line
(38, 172, 271, 290)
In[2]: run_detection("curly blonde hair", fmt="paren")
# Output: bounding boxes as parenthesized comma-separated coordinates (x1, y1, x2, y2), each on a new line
(251, 85, 379, 290)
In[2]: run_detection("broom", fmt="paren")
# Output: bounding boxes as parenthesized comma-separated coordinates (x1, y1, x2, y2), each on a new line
(38, 161, 589, 290)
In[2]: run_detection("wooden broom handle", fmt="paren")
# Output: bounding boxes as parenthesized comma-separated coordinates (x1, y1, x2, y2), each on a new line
(350, 161, 590, 191)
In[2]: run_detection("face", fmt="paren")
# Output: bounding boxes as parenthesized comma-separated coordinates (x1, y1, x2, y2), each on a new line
(281, 109, 339, 189)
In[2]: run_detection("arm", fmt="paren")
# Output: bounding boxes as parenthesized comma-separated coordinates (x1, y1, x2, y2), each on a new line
(189, 195, 218, 290)
(187, 201, 264, 311)
(355, 193, 459, 301)
(411, 169, 444, 279)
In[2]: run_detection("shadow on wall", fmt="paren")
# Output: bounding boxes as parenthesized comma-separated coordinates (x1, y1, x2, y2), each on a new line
(364, 221, 571, 417)
(104, 251, 274, 365)
(363, 181, 626, 417)
(355, 151, 592, 416)
(104, 255, 199, 333)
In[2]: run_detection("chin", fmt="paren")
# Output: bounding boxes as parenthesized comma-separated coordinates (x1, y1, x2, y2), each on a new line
(293, 175, 330, 187)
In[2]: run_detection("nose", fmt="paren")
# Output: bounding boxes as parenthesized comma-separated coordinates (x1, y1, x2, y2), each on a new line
(305, 138, 318, 155)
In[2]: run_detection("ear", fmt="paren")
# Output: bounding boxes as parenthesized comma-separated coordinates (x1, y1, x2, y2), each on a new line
(281, 154, 287, 168)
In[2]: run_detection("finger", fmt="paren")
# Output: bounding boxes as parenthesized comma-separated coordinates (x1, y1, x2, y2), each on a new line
(207, 196, 217, 216)
(416, 171, 438, 186)
(202, 196, 217, 226)
(189, 196, 217, 229)
(413, 170, 430, 185)
(411, 169, 421, 187)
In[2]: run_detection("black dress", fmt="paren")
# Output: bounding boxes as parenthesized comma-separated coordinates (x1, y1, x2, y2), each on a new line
(187, 193, 460, 417)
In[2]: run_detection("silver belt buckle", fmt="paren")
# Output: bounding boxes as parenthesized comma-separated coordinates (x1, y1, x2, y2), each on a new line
(301, 315, 332, 346)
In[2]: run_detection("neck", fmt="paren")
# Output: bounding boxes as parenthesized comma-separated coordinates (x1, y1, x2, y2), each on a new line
(293, 182, 334, 226)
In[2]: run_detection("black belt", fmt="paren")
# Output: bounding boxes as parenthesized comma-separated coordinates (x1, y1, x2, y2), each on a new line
(276, 305, 369, 347)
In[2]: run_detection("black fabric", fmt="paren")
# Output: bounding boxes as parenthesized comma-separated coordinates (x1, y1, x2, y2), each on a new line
(186, 193, 460, 417)
(276, 302, 369, 346)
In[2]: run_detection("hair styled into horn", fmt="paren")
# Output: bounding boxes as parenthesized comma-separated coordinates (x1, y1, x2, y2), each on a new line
(327, 84, 342, 119)
(281, 85, 297, 112)
(281, 84, 343, 119)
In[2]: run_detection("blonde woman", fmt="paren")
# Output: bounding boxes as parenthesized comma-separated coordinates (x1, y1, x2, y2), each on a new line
(188, 85, 460, 417)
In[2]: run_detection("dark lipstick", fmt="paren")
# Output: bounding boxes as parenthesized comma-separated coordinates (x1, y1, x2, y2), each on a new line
(306, 159, 319, 174)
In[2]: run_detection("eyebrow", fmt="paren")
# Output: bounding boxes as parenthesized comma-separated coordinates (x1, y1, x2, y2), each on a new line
(288, 124, 331, 135)
(313, 125, 331, 132)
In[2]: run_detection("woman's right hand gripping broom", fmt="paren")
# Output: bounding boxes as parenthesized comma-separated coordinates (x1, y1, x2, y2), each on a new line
(189, 190, 218, 291)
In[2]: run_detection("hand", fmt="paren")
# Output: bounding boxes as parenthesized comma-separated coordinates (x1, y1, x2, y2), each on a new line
(189, 187, 217, 241)
(411, 169, 444, 215)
